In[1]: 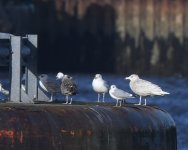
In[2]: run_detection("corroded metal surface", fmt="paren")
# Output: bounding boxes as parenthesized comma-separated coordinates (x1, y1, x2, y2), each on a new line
(0, 103, 176, 150)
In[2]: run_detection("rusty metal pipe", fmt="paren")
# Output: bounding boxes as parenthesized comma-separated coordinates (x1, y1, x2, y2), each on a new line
(0, 103, 176, 150)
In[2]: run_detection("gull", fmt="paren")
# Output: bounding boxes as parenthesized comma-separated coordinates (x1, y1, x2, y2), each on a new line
(109, 85, 134, 107)
(125, 74, 170, 105)
(58, 74, 77, 104)
(38, 74, 61, 101)
(92, 74, 109, 103)
(21, 73, 26, 92)
(0, 83, 9, 96)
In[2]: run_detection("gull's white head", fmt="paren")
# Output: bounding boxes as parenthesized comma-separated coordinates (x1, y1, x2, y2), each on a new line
(94, 74, 102, 79)
(56, 72, 64, 79)
(110, 85, 117, 89)
(125, 74, 139, 82)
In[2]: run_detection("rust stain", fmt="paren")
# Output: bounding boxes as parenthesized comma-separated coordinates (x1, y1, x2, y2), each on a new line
(61, 129, 93, 137)
(87, 130, 92, 136)
(0, 130, 15, 144)
(0, 130, 24, 145)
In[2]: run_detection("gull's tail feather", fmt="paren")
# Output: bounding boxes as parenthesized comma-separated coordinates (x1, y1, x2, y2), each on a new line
(161, 91, 170, 95)
(152, 90, 170, 96)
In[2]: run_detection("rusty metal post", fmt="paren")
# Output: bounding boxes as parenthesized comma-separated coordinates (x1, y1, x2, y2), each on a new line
(0, 104, 177, 150)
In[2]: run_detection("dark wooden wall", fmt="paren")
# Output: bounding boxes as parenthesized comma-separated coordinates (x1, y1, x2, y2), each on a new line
(0, 0, 188, 75)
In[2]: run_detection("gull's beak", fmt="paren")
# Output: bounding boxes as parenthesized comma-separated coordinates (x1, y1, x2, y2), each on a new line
(125, 76, 130, 80)
(56, 76, 59, 80)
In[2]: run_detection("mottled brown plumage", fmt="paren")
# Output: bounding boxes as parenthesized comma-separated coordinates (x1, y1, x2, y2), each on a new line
(61, 75, 77, 104)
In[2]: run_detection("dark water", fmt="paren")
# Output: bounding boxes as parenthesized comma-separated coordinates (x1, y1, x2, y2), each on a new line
(0, 73, 187, 150)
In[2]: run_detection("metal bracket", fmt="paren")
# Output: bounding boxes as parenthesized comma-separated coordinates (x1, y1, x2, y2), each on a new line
(0, 33, 38, 103)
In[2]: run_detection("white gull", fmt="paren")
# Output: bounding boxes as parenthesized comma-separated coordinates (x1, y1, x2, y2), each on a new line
(109, 85, 134, 107)
(92, 74, 109, 103)
(125, 74, 169, 105)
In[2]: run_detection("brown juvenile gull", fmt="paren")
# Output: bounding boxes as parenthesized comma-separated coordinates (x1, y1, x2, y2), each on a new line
(109, 85, 134, 107)
(125, 74, 169, 105)
(59, 74, 77, 104)
(92, 74, 109, 103)
(39, 74, 61, 101)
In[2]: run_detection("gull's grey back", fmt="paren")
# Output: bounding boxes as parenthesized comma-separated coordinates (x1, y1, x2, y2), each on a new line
(39, 74, 61, 93)
(113, 88, 132, 99)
